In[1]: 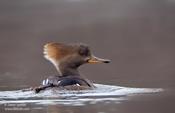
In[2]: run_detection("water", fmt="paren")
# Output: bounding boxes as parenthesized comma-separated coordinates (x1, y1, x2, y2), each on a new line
(0, 0, 175, 113)
(0, 84, 163, 112)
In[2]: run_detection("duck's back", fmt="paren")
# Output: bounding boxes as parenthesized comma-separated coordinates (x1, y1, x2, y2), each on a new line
(42, 75, 94, 88)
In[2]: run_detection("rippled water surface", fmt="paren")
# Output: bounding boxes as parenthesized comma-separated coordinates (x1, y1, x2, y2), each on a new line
(0, 84, 163, 113)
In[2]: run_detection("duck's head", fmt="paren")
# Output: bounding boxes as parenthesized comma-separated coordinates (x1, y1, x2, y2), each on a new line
(44, 42, 110, 76)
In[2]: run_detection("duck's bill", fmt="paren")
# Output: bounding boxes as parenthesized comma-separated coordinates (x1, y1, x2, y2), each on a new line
(87, 55, 110, 64)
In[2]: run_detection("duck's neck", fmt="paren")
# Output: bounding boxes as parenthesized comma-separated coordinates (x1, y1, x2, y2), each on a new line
(56, 65, 80, 76)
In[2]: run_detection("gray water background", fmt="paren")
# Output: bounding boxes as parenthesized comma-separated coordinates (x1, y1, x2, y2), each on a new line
(0, 0, 175, 113)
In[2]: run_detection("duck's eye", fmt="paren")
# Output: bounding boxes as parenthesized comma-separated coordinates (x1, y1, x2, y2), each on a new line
(79, 47, 90, 56)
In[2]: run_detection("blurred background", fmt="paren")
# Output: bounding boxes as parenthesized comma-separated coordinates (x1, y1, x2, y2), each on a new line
(0, 0, 175, 91)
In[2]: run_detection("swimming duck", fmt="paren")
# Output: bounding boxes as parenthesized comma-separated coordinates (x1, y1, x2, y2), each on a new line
(34, 42, 110, 93)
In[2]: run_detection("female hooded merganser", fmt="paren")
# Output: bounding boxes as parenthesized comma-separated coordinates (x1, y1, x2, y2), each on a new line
(34, 42, 110, 93)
